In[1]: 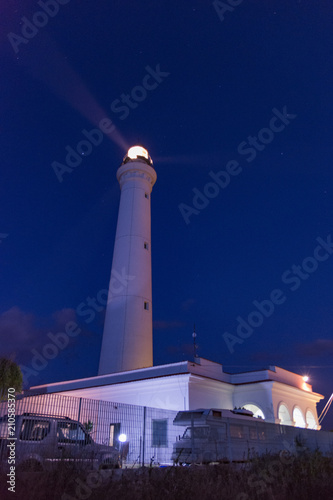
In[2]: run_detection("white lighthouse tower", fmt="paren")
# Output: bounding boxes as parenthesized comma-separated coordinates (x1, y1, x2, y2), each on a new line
(98, 146, 157, 375)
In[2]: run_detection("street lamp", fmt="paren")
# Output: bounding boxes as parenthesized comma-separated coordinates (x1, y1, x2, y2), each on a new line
(118, 434, 127, 468)
(119, 433, 127, 443)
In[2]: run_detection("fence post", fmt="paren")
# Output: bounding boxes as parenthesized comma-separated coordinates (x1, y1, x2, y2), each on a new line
(142, 406, 146, 467)
(77, 398, 82, 422)
(76, 398, 82, 444)
(191, 412, 194, 463)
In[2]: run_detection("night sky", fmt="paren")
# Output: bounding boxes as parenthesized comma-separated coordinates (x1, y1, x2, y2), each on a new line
(1, 1, 333, 429)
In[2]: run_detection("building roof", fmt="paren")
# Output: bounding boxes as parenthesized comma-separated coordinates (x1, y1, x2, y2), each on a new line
(28, 357, 322, 398)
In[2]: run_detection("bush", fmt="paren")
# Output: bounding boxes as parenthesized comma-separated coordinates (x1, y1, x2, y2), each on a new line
(0, 451, 332, 500)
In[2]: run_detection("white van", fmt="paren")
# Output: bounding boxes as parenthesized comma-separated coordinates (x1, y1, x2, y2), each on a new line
(171, 408, 333, 464)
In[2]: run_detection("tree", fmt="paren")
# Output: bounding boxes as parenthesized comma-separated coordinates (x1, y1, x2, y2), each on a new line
(0, 357, 23, 401)
(83, 419, 94, 433)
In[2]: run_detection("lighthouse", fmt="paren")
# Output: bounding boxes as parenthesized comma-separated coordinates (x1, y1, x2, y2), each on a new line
(32, 147, 324, 434)
(98, 146, 157, 375)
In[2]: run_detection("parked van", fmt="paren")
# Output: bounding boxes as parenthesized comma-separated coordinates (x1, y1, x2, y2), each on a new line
(171, 408, 333, 464)
(0, 412, 120, 471)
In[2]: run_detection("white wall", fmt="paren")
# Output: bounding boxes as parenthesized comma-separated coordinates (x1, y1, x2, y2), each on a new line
(59, 374, 190, 411)
(188, 375, 233, 410)
(233, 382, 275, 422)
(271, 382, 321, 429)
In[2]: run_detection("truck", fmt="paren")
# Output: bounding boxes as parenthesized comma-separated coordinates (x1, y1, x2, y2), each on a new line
(0, 412, 120, 471)
(171, 408, 333, 464)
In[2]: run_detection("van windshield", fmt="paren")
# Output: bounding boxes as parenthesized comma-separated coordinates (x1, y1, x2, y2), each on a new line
(183, 427, 209, 439)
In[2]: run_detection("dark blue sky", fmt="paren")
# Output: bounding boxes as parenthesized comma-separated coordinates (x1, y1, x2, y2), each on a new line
(1, 1, 333, 429)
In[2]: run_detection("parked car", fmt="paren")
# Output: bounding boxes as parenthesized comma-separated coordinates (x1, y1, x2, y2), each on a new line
(0, 412, 120, 471)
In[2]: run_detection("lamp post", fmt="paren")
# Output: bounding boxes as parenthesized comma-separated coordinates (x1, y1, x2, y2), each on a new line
(118, 433, 127, 468)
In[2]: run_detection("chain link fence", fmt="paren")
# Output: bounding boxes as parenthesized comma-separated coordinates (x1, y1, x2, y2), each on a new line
(0, 392, 180, 468)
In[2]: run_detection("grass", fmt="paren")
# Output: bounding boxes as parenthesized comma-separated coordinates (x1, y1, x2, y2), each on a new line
(1, 450, 333, 500)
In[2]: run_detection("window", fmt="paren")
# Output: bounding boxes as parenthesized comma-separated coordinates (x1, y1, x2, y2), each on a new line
(278, 404, 292, 426)
(293, 407, 306, 428)
(144, 242, 149, 250)
(57, 422, 89, 444)
(145, 193, 149, 199)
(152, 419, 167, 447)
(212, 410, 222, 418)
(230, 425, 245, 439)
(306, 410, 317, 430)
(109, 423, 121, 447)
(20, 419, 50, 441)
(243, 404, 265, 419)
(258, 429, 266, 440)
(249, 427, 257, 440)
(144, 301, 149, 310)
(183, 427, 209, 440)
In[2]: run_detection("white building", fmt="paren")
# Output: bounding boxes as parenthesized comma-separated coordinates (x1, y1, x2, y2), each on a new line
(30, 147, 323, 431)
(31, 357, 322, 430)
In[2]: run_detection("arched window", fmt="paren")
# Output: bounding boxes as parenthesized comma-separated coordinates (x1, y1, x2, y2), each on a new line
(293, 407, 306, 428)
(278, 403, 292, 425)
(242, 404, 265, 419)
(305, 409, 317, 430)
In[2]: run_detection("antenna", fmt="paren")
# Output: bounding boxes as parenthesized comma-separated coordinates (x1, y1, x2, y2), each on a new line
(192, 324, 198, 360)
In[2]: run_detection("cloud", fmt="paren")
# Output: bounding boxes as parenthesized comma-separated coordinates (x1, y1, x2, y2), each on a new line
(298, 339, 333, 357)
(153, 320, 186, 330)
(52, 308, 77, 326)
(0, 307, 38, 353)
(0, 306, 77, 359)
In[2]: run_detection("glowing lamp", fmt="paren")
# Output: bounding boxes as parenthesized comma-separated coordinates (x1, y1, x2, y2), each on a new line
(122, 145, 153, 166)
(127, 146, 149, 160)
(118, 433, 127, 443)
(303, 376, 309, 382)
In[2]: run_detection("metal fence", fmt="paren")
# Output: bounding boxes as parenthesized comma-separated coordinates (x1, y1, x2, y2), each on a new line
(1, 393, 333, 470)
(0, 392, 180, 467)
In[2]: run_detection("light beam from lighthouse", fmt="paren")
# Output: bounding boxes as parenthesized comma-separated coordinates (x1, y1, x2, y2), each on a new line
(98, 146, 157, 375)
